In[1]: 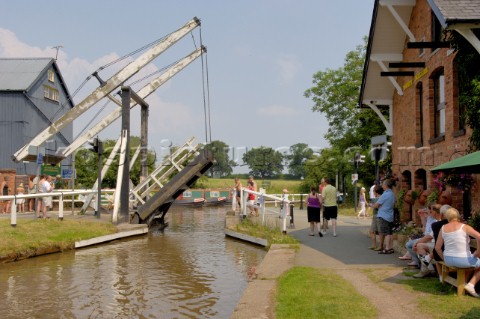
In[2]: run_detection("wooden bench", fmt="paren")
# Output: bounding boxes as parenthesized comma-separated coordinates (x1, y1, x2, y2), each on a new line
(438, 240, 477, 295)
(438, 261, 475, 295)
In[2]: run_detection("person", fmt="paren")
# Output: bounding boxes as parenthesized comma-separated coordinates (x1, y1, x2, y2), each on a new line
(357, 187, 367, 219)
(305, 186, 322, 237)
(368, 183, 376, 216)
(45, 175, 54, 211)
(368, 185, 383, 250)
(28, 175, 37, 212)
(234, 177, 242, 211)
(319, 178, 327, 227)
(404, 202, 438, 268)
(373, 179, 395, 254)
(39, 175, 54, 219)
(435, 207, 480, 297)
(16, 182, 25, 213)
(412, 204, 442, 278)
(426, 204, 451, 281)
(1, 176, 11, 214)
(321, 177, 338, 237)
(36, 175, 45, 213)
(246, 181, 256, 216)
(248, 176, 259, 215)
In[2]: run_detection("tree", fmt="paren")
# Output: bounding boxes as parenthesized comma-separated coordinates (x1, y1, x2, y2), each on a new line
(304, 37, 385, 149)
(74, 136, 156, 188)
(242, 147, 284, 179)
(204, 140, 234, 177)
(303, 37, 388, 189)
(286, 143, 314, 178)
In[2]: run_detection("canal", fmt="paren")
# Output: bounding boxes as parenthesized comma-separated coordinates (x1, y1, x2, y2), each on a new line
(0, 206, 267, 319)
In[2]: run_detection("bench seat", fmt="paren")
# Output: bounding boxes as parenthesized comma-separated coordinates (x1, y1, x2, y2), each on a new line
(438, 261, 475, 295)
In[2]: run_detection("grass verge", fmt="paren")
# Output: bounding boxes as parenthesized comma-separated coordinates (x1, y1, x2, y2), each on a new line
(0, 219, 117, 260)
(234, 218, 299, 248)
(399, 276, 480, 319)
(276, 267, 377, 319)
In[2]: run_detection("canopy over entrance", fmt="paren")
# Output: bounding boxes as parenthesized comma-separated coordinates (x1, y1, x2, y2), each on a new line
(431, 151, 480, 174)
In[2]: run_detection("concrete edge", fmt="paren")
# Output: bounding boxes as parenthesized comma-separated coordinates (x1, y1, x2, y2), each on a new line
(224, 229, 268, 247)
(75, 226, 149, 248)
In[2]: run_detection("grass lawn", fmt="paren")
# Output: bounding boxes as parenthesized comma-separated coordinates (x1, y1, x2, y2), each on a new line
(0, 219, 117, 260)
(276, 267, 377, 319)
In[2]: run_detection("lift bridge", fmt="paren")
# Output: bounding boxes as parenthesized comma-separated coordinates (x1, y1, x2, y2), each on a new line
(11, 17, 214, 228)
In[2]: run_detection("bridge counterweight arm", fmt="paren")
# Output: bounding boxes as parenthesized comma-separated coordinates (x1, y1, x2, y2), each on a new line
(60, 46, 206, 158)
(13, 17, 201, 162)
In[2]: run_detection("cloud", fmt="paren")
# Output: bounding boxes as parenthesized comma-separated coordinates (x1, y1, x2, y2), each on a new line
(257, 104, 296, 116)
(0, 28, 54, 58)
(275, 53, 300, 84)
(0, 28, 196, 150)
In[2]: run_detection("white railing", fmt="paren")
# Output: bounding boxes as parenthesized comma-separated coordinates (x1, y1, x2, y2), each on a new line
(240, 188, 292, 233)
(0, 189, 114, 227)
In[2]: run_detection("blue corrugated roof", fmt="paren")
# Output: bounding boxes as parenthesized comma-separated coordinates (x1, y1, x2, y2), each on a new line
(0, 58, 53, 91)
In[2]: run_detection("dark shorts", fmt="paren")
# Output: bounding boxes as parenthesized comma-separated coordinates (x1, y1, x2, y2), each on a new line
(323, 206, 337, 220)
(376, 217, 393, 235)
(370, 215, 378, 234)
(307, 206, 321, 223)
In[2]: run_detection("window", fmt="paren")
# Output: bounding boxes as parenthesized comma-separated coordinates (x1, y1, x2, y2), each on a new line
(44, 85, 59, 102)
(415, 83, 424, 146)
(433, 70, 445, 137)
(48, 69, 55, 83)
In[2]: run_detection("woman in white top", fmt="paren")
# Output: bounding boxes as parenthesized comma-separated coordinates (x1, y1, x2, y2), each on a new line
(357, 187, 367, 219)
(435, 207, 480, 297)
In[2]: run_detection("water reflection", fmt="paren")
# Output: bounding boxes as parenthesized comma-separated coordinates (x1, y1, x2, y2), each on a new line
(0, 206, 266, 319)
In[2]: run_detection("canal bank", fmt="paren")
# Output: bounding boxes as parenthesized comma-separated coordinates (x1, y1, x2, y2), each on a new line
(0, 210, 149, 263)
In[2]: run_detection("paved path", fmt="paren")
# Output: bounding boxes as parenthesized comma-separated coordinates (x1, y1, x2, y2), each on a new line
(289, 209, 429, 319)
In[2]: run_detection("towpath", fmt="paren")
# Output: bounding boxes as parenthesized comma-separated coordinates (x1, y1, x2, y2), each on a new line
(232, 209, 431, 319)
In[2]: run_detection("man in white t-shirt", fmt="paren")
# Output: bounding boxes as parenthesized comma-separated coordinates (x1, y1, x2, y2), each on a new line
(40, 175, 54, 218)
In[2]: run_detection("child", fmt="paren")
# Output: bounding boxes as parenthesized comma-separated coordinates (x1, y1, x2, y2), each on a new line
(16, 183, 25, 213)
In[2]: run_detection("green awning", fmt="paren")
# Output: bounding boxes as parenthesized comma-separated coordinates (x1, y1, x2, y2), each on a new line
(431, 151, 480, 174)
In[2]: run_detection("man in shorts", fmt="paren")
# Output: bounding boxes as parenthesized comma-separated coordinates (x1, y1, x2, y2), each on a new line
(373, 179, 395, 254)
(321, 177, 338, 237)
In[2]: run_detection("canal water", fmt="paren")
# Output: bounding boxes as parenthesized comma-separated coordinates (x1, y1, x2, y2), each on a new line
(0, 206, 267, 319)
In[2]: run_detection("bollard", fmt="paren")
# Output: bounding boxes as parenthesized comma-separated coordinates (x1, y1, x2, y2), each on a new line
(289, 203, 295, 228)
(299, 194, 304, 210)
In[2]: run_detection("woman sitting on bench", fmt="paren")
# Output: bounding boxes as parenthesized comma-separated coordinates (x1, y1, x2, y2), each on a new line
(435, 207, 480, 297)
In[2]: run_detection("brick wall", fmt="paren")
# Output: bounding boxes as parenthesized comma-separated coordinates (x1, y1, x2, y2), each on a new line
(391, 0, 478, 218)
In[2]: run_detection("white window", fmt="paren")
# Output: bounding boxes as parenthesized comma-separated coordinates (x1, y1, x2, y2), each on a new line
(434, 72, 445, 136)
(43, 85, 59, 102)
(48, 69, 55, 83)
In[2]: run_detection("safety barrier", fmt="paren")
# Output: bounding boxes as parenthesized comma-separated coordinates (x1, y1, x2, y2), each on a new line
(0, 189, 113, 227)
(240, 188, 292, 234)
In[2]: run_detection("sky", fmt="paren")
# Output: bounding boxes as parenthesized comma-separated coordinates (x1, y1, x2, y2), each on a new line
(0, 1, 374, 171)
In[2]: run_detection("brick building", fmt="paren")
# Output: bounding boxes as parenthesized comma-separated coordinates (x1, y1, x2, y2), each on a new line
(360, 0, 480, 221)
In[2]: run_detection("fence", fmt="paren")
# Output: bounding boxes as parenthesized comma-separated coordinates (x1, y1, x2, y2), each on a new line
(233, 188, 295, 234)
(0, 189, 114, 227)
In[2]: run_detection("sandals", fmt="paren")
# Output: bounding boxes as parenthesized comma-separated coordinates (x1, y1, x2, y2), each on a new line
(378, 249, 394, 254)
